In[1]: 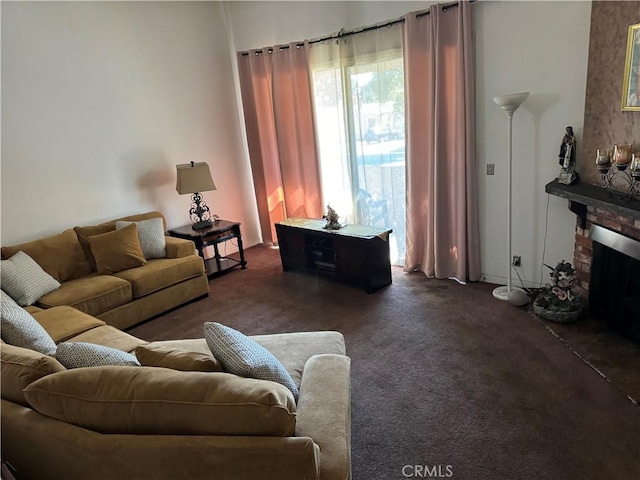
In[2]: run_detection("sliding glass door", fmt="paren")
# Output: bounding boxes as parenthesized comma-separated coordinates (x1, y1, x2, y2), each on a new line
(310, 30, 405, 264)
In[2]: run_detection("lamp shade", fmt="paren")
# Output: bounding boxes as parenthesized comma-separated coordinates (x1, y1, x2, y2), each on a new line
(492, 92, 530, 114)
(175, 162, 216, 194)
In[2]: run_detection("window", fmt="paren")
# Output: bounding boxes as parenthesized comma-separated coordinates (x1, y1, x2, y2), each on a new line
(310, 25, 406, 264)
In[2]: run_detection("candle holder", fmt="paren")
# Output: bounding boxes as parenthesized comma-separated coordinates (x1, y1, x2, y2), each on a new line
(597, 148, 640, 201)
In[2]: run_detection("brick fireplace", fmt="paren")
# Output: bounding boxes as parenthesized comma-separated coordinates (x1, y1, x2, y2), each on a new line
(546, 180, 640, 295)
(573, 206, 640, 296)
(546, 179, 640, 342)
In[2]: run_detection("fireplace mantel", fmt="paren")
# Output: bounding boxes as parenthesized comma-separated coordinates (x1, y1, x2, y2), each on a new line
(545, 179, 640, 228)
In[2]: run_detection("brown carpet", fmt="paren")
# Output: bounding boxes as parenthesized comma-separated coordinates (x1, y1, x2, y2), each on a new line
(128, 245, 640, 480)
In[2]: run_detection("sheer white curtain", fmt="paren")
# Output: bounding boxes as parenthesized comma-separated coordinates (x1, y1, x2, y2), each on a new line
(309, 24, 406, 264)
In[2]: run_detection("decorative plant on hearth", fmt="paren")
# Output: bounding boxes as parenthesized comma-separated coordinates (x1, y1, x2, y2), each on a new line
(533, 260, 585, 322)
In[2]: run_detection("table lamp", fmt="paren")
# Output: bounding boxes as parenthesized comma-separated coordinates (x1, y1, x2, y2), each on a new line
(176, 161, 217, 230)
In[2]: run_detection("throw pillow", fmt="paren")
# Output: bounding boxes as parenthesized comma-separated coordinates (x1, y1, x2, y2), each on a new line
(55, 342, 140, 368)
(87, 223, 147, 274)
(0, 305, 57, 356)
(1, 229, 92, 282)
(135, 344, 223, 372)
(73, 223, 115, 271)
(203, 322, 299, 400)
(1, 289, 20, 309)
(23, 366, 296, 436)
(115, 218, 166, 259)
(1, 343, 66, 406)
(0, 251, 61, 306)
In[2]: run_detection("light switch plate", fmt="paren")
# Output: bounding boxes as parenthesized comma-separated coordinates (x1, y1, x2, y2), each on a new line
(487, 163, 495, 175)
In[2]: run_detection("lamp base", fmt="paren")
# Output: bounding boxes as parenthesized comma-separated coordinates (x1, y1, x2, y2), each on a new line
(492, 286, 531, 306)
(492, 285, 509, 301)
(191, 220, 213, 230)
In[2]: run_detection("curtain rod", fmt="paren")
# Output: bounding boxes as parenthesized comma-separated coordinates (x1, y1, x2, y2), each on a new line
(239, 0, 474, 57)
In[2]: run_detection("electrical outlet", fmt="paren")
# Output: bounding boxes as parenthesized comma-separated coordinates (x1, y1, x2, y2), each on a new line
(487, 163, 495, 175)
(512, 256, 521, 267)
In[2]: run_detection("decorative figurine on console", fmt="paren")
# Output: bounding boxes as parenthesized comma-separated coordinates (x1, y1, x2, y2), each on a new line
(558, 126, 578, 185)
(323, 205, 342, 230)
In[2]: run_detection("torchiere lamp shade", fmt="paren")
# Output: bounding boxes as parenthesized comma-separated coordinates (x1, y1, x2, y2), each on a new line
(176, 162, 216, 194)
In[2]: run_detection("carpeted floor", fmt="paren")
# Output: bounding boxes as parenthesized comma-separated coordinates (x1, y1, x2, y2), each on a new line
(128, 245, 640, 480)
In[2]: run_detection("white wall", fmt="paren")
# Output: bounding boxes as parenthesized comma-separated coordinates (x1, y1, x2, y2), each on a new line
(1, 1, 260, 248)
(225, 1, 349, 52)
(475, 1, 591, 286)
(225, 0, 591, 287)
(226, 1, 434, 51)
(1, 0, 592, 288)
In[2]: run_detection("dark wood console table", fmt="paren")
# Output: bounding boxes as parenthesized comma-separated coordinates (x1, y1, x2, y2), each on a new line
(168, 220, 247, 277)
(275, 218, 392, 293)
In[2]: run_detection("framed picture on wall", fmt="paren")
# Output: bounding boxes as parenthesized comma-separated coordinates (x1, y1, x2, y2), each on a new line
(622, 22, 640, 111)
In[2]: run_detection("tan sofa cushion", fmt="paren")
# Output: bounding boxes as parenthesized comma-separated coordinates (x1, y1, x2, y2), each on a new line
(1, 344, 66, 406)
(24, 367, 297, 436)
(88, 224, 147, 274)
(1, 229, 92, 282)
(135, 344, 223, 372)
(31, 306, 105, 343)
(114, 256, 205, 298)
(69, 325, 147, 353)
(36, 275, 132, 317)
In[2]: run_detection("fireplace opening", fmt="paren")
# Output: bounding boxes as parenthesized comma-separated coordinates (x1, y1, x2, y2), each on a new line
(589, 225, 640, 343)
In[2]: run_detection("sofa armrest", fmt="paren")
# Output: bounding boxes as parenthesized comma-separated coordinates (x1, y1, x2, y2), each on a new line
(165, 236, 197, 258)
(296, 354, 351, 480)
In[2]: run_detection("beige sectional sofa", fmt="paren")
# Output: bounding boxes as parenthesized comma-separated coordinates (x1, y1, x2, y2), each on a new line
(0, 306, 352, 480)
(1, 211, 209, 329)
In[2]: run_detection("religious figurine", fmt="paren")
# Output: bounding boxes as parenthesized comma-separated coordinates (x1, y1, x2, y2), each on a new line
(323, 205, 342, 230)
(558, 126, 578, 185)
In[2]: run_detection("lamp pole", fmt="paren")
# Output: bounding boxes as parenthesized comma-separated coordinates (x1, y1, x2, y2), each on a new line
(492, 92, 529, 303)
(506, 109, 514, 296)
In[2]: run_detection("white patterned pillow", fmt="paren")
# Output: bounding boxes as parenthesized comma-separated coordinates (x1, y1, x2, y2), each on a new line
(1, 289, 20, 308)
(0, 304, 57, 356)
(55, 342, 140, 369)
(115, 218, 166, 259)
(1, 251, 61, 306)
(203, 322, 299, 400)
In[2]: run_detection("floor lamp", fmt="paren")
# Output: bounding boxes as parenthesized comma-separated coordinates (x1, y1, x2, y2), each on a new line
(492, 92, 530, 305)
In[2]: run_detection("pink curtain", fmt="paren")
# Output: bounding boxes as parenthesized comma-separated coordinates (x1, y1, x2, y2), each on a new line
(237, 43, 323, 245)
(403, 1, 480, 282)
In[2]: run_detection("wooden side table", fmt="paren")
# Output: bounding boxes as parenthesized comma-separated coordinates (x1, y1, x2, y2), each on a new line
(167, 220, 247, 277)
